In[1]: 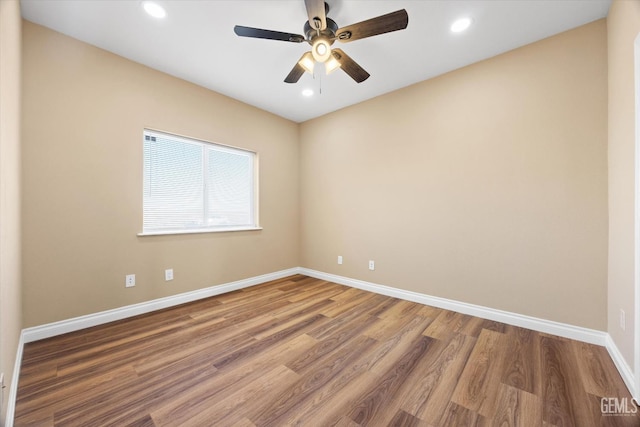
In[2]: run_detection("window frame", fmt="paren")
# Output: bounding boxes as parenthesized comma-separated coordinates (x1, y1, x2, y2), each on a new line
(138, 129, 261, 236)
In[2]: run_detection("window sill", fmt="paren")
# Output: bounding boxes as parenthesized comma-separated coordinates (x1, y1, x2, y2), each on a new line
(138, 226, 263, 237)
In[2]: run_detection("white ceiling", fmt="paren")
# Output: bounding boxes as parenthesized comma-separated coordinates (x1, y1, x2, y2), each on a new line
(20, 0, 611, 123)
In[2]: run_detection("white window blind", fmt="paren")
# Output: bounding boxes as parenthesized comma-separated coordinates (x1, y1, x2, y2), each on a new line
(142, 130, 257, 234)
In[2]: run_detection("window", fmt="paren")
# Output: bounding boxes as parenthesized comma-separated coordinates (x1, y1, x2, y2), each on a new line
(141, 129, 258, 235)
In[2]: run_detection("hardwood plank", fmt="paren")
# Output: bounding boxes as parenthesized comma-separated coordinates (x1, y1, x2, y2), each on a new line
(363, 306, 433, 342)
(415, 303, 444, 319)
(367, 295, 402, 318)
(422, 309, 469, 340)
(438, 401, 488, 426)
(211, 313, 327, 370)
(540, 334, 599, 427)
(307, 297, 384, 341)
(21, 301, 207, 356)
(331, 417, 361, 427)
(53, 361, 217, 426)
(16, 364, 137, 421)
(15, 360, 57, 389)
(400, 332, 477, 425)
(458, 316, 507, 338)
(280, 317, 435, 425)
(344, 335, 435, 425)
(275, 275, 320, 290)
(573, 340, 633, 399)
(320, 290, 384, 318)
(377, 299, 428, 320)
(250, 335, 380, 426)
(21, 312, 194, 369)
(280, 367, 379, 426)
(388, 409, 430, 427)
(284, 280, 335, 301)
(450, 328, 508, 418)
(229, 418, 256, 427)
(169, 364, 300, 427)
(150, 333, 317, 426)
(131, 326, 254, 376)
(491, 383, 543, 426)
(501, 325, 540, 395)
(123, 414, 156, 427)
(247, 299, 334, 340)
(367, 316, 434, 377)
(329, 286, 365, 302)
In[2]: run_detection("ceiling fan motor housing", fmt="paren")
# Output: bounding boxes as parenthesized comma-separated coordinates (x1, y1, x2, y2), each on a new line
(304, 18, 338, 44)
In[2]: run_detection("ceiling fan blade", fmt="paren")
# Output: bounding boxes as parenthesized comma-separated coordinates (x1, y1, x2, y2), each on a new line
(332, 49, 370, 83)
(234, 25, 305, 43)
(284, 59, 305, 84)
(336, 9, 408, 43)
(304, 0, 327, 31)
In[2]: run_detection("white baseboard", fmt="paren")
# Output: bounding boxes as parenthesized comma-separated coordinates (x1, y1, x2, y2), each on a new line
(605, 334, 638, 400)
(299, 268, 608, 346)
(22, 267, 301, 343)
(7, 266, 634, 426)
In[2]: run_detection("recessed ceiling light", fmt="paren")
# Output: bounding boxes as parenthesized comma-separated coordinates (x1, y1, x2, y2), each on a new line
(451, 17, 472, 33)
(302, 89, 314, 97)
(142, 1, 167, 19)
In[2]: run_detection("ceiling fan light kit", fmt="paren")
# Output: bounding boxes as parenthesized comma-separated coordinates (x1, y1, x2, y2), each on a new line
(325, 55, 341, 74)
(233, 0, 409, 84)
(298, 52, 316, 74)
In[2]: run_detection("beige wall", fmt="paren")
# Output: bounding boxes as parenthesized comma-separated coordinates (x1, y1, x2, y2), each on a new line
(21, 22, 300, 327)
(607, 0, 640, 368)
(19, 14, 613, 334)
(0, 0, 22, 421)
(300, 20, 608, 330)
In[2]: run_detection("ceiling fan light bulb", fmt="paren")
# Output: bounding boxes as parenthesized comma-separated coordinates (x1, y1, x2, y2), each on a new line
(311, 38, 331, 63)
(298, 52, 315, 74)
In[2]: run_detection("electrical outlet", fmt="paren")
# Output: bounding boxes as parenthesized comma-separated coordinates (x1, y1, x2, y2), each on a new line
(337, 256, 343, 265)
(369, 260, 375, 271)
(165, 269, 174, 281)
(125, 274, 135, 288)
(620, 309, 626, 331)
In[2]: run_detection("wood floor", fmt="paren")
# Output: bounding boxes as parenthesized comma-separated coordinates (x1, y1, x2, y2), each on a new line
(14, 275, 638, 426)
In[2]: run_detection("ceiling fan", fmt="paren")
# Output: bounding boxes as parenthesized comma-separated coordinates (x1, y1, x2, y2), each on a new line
(233, 0, 409, 84)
